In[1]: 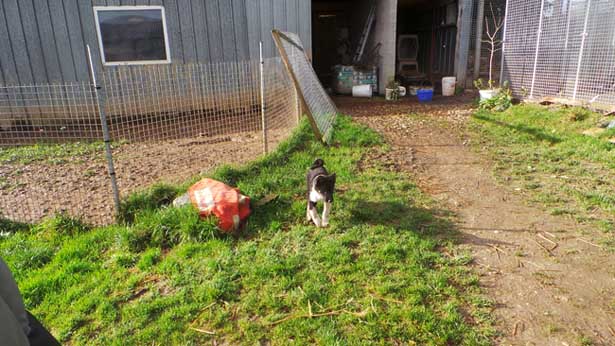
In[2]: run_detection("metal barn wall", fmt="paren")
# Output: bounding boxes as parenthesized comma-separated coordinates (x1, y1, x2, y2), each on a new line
(0, 0, 312, 85)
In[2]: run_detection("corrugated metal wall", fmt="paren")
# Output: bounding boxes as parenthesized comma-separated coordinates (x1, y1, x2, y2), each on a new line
(0, 0, 312, 85)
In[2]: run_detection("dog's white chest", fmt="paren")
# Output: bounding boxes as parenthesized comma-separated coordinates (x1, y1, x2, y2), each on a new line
(309, 188, 324, 202)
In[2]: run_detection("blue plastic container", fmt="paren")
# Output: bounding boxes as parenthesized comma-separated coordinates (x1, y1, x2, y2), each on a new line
(417, 88, 433, 102)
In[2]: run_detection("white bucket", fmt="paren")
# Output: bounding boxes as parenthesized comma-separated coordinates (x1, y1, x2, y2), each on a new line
(398, 86, 407, 97)
(442, 77, 456, 96)
(479, 89, 499, 101)
(352, 84, 372, 98)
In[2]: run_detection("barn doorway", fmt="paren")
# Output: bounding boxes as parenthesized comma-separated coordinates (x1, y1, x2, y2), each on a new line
(311, 0, 381, 92)
(396, 0, 458, 89)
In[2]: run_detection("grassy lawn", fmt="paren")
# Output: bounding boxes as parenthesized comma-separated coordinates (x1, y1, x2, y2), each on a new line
(1, 117, 492, 345)
(470, 104, 615, 247)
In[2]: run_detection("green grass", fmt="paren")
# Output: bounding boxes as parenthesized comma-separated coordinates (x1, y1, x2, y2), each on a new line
(0, 116, 493, 345)
(0, 141, 109, 165)
(470, 104, 615, 246)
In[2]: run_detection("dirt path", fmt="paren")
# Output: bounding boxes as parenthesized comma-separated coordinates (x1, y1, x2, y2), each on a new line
(336, 96, 615, 346)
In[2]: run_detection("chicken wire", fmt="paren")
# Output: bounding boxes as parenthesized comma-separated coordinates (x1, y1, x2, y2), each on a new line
(272, 30, 338, 143)
(0, 83, 102, 144)
(0, 57, 298, 226)
(502, 0, 615, 108)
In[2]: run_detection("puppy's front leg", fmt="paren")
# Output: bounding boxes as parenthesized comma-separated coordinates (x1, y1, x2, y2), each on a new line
(308, 201, 322, 227)
(321, 201, 331, 227)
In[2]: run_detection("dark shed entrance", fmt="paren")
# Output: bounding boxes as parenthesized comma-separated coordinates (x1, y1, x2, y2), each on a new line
(397, 0, 458, 87)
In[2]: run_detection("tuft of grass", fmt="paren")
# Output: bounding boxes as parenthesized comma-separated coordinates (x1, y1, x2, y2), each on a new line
(0, 116, 493, 345)
(470, 104, 615, 248)
(0, 141, 110, 165)
(118, 184, 181, 224)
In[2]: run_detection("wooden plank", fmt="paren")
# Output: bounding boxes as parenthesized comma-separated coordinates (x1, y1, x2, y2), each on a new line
(0, 1, 20, 84)
(191, 0, 210, 62)
(0, 1, 18, 130)
(15, 0, 48, 84)
(205, 0, 223, 62)
(259, 0, 274, 58)
(0, 60, 5, 85)
(231, 0, 249, 61)
(49, 0, 78, 81)
(32, 0, 62, 82)
(92, 0, 107, 7)
(245, 0, 261, 60)
(121, 0, 137, 5)
(454, 0, 473, 87)
(78, 0, 104, 80)
(273, 0, 287, 31)
(4, 0, 34, 84)
(163, 0, 184, 64)
(285, 0, 298, 34)
(106, 0, 120, 6)
(298, 0, 311, 56)
(219, 0, 236, 61)
(149, 0, 163, 6)
(64, 0, 89, 82)
(177, 0, 197, 63)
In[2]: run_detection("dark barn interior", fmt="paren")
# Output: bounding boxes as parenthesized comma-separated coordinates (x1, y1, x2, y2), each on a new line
(311, 0, 374, 90)
(396, 0, 458, 89)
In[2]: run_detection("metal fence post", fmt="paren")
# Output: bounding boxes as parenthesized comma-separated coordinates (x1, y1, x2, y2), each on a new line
(499, 0, 510, 84)
(529, 0, 545, 99)
(86, 45, 121, 218)
(573, 0, 591, 100)
(259, 41, 268, 154)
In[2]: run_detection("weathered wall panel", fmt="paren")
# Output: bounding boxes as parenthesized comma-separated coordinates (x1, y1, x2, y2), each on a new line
(0, 0, 312, 85)
(0, 0, 19, 84)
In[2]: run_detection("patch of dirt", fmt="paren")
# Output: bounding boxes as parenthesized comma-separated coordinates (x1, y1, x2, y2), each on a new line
(337, 95, 615, 346)
(0, 129, 289, 225)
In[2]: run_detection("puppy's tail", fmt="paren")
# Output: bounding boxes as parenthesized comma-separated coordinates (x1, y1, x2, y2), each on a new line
(310, 158, 324, 169)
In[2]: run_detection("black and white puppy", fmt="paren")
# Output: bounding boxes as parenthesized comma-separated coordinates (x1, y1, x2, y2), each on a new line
(306, 159, 336, 227)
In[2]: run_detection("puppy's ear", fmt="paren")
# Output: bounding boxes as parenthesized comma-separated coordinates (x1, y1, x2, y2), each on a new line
(310, 158, 324, 169)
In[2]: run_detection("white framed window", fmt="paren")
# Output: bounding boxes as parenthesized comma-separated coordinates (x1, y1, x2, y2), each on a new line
(93, 6, 171, 66)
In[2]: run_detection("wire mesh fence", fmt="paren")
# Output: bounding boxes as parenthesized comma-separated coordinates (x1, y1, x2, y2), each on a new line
(0, 83, 102, 144)
(502, 0, 615, 108)
(0, 56, 298, 226)
(272, 30, 338, 143)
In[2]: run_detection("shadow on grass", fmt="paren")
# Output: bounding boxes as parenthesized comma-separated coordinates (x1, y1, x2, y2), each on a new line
(474, 113, 561, 144)
(347, 200, 513, 248)
(0, 217, 30, 233)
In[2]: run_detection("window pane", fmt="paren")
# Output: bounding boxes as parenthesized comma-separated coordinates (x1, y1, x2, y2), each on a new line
(98, 9, 167, 63)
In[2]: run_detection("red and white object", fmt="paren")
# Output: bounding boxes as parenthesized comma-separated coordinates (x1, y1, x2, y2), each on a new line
(186, 178, 251, 232)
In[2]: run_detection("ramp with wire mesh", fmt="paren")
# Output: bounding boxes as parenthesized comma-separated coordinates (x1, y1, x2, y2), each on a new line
(271, 30, 338, 143)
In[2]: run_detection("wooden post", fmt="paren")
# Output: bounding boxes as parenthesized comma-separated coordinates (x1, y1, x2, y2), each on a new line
(455, 0, 475, 88)
(473, 0, 485, 81)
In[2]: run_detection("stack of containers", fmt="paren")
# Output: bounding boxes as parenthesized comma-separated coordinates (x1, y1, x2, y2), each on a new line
(333, 65, 377, 95)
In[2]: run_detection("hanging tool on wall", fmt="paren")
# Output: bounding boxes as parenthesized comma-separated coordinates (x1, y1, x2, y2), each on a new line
(352, 1, 377, 64)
